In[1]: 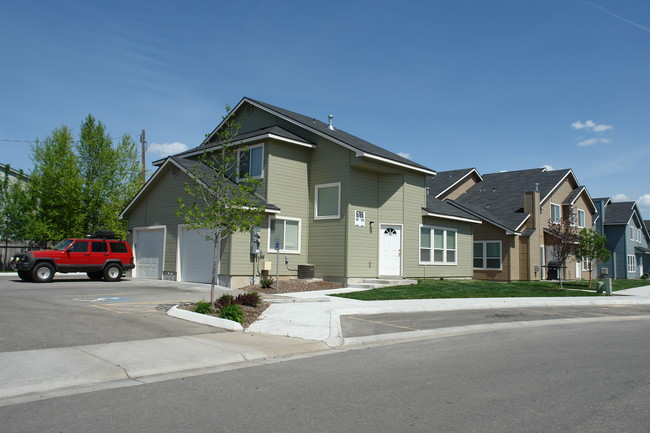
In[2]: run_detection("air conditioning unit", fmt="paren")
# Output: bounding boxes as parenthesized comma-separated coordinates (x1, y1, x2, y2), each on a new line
(601, 268, 609, 275)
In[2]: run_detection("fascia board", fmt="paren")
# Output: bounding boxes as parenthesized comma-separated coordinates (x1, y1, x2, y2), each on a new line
(421, 209, 482, 224)
(540, 170, 574, 204)
(434, 169, 482, 199)
(514, 214, 532, 232)
(356, 152, 436, 175)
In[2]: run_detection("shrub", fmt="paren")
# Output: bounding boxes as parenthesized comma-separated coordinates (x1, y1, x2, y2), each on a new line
(642, 274, 648, 280)
(216, 294, 235, 308)
(236, 291, 261, 307)
(194, 300, 213, 315)
(219, 304, 245, 323)
(260, 277, 274, 289)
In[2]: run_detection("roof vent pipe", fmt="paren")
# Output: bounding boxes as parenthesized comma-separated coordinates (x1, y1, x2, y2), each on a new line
(328, 114, 335, 130)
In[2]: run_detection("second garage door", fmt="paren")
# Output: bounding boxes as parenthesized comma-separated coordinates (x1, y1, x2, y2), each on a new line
(178, 226, 214, 283)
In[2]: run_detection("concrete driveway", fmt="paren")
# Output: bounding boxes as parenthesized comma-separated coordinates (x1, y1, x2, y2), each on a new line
(0, 273, 226, 352)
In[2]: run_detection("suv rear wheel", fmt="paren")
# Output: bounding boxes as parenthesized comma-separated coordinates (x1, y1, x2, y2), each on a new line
(32, 262, 55, 283)
(103, 263, 122, 282)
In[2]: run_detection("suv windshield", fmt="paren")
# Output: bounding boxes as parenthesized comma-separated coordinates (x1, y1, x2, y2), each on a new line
(52, 239, 74, 251)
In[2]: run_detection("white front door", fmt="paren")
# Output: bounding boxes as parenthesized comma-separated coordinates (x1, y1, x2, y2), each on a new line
(575, 256, 582, 279)
(379, 224, 401, 276)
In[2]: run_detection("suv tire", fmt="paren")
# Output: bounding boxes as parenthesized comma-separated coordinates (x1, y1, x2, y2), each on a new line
(87, 271, 103, 281)
(32, 262, 55, 283)
(103, 264, 122, 282)
(17, 270, 33, 282)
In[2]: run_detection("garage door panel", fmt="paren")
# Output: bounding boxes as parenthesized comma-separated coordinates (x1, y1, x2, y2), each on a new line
(134, 228, 164, 279)
(179, 227, 214, 283)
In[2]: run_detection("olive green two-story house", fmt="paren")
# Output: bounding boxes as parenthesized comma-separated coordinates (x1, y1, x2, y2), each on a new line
(120, 98, 481, 288)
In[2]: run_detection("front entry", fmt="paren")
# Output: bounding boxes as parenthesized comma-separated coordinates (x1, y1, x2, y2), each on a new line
(379, 224, 401, 276)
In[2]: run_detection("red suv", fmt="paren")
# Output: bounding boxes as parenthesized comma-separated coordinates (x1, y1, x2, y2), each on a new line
(10, 231, 135, 283)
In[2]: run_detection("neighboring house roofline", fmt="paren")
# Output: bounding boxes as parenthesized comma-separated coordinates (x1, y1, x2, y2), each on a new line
(446, 200, 521, 235)
(0, 163, 30, 182)
(120, 156, 279, 219)
(204, 97, 436, 176)
(434, 168, 482, 199)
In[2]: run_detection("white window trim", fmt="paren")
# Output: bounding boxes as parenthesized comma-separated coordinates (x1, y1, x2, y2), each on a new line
(550, 203, 561, 224)
(627, 255, 636, 273)
(577, 209, 585, 228)
(314, 182, 341, 220)
(237, 143, 264, 180)
(474, 240, 503, 270)
(419, 225, 458, 266)
(268, 216, 301, 254)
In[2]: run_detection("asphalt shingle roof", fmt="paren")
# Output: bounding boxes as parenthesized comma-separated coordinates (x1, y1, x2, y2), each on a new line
(426, 168, 477, 198)
(245, 98, 435, 174)
(603, 201, 635, 225)
(452, 168, 572, 232)
(423, 197, 481, 222)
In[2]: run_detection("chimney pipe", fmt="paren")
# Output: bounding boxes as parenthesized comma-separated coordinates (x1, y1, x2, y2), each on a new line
(328, 114, 335, 130)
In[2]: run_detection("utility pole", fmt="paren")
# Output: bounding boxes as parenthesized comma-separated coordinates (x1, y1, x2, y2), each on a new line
(139, 129, 146, 185)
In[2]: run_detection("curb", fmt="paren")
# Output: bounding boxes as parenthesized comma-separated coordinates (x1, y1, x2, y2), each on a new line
(167, 305, 243, 331)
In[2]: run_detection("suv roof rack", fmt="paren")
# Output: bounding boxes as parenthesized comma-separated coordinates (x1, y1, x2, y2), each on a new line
(87, 230, 121, 240)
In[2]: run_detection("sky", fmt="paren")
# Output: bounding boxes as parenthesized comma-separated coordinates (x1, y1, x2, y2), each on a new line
(1, 0, 649, 216)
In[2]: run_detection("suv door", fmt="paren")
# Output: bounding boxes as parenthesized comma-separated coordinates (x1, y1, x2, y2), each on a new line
(88, 240, 109, 270)
(62, 240, 90, 271)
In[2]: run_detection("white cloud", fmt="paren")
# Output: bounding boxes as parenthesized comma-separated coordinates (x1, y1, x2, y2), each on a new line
(148, 142, 189, 157)
(577, 137, 611, 147)
(542, 164, 554, 171)
(397, 152, 412, 160)
(638, 194, 650, 207)
(571, 120, 613, 132)
(611, 193, 631, 201)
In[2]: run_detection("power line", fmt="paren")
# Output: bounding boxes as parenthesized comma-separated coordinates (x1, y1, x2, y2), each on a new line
(0, 139, 36, 144)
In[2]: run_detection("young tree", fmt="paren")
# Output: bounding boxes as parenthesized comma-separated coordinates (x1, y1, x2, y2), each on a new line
(76, 115, 141, 238)
(576, 228, 611, 288)
(546, 218, 579, 288)
(177, 110, 266, 303)
(29, 127, 85, 243)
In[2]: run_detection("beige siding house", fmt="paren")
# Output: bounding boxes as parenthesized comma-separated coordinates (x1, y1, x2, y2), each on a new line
(120, 98, 481, 288)
(430, 167, 596, 281)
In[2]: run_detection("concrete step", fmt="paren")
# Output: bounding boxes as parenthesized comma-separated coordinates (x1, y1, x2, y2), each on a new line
(346, 282, 383, 290)
(362, 279, 417, 287)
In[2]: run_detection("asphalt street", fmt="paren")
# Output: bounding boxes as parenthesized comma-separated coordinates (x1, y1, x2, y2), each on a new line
(341, 304, 650, 338)
(0, 274, 224, 352)
(2, 319, 649, 433)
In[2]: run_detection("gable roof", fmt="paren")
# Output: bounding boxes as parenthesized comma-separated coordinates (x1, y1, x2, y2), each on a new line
(204, 97, 435, 175)
(120, 156, 280, 219)
(603, 201, 641, 225)
(426, 168, 481, 199)
(422, 197, 482, 224)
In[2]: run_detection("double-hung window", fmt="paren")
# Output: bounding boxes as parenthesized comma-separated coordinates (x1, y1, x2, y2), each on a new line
(630, 227, 635, 241)
(315, 182, 341, 219)
(550, 203, 561, 224)
(238, 144, 264, 179)
(269, 217, 300, 253)
(420, 226, 456, 264)
(577, 209, 585, 228)
(474, 241, 502, 270)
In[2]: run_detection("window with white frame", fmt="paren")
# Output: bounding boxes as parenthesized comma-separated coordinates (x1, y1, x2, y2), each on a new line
(315, 182, 341, 219)
(420, 226, 457, 264)
(637, 228, 642, 243)
(474, 241, 502, 269)
(577, 209, 585, 228)
(238, 144, 264, 179)
(269, 217, 300, 253)
(630, 226, 635, 241)
(627, 255, 636, 273)
(551, 203, 561, 223)
(582, 257, 592, 271)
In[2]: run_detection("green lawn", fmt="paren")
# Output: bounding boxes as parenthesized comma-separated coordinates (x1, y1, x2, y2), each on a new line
(332, 279, 650, 301)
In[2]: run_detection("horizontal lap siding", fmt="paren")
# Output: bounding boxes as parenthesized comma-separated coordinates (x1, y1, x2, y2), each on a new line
(308, 140, 349, 278)
(473, 222, 511, 281)
(347, 169, 380, 277)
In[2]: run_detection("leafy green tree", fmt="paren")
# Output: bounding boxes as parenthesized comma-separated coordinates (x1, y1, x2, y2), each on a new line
(0, 165, 33, 268)
(177, 109, 265, 303)
(546, 217, 580, 288)
(29, 127, 85, 243)
(576, 228, 611, 288)
(76, 115, 141, 238)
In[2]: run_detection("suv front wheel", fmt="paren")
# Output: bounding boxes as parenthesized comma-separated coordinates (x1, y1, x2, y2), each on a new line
(103, 264, 123, 282)
(32, 262, 55, 283)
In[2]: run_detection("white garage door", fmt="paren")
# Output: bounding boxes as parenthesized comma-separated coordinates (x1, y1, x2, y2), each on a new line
(178, 226, 214, 283)
(134, 227, 164, 279)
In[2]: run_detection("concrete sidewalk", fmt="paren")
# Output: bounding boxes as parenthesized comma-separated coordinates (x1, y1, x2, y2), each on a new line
(2, 282, 650, 404)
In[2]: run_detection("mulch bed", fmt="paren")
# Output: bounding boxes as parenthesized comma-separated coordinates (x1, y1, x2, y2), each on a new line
(176, 279, 342, 328)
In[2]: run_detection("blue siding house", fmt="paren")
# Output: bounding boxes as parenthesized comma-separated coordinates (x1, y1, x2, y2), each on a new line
(593, 198, 650, 279)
